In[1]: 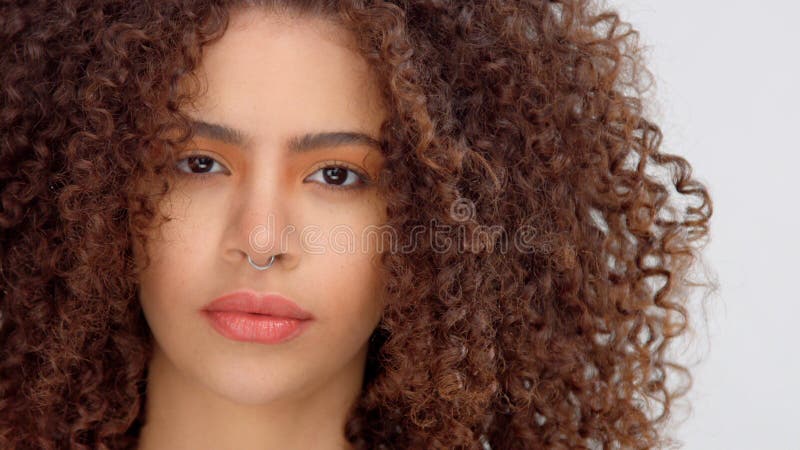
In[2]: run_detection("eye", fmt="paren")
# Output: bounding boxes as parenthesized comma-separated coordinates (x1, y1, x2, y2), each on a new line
(175, 153, 229, 180)
(305, 162, 371, 193)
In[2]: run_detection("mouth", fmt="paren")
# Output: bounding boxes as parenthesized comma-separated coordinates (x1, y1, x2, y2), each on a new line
(241, 312, 280, 317)
(202, 310, 312, 345)
(202, 289, 314, 321)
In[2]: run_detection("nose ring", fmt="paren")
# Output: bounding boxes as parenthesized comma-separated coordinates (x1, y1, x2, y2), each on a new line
(247, 254, 276, 271)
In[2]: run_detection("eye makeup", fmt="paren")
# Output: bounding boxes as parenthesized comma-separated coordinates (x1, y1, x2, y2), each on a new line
(174, 152, 374, 195)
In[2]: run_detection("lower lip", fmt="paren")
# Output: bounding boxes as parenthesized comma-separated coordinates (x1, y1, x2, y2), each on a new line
(203, 311, 311, 344)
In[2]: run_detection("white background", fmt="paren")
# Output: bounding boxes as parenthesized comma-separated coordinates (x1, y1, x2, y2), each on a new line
(602, 1, 800, 448)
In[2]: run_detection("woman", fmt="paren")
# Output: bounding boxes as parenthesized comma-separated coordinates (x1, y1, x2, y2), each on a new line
(0, 0, 714, 448)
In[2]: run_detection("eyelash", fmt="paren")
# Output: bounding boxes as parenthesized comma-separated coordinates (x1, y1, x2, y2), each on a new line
(308, 159, 372, 193)
(174, 153, 372, 193)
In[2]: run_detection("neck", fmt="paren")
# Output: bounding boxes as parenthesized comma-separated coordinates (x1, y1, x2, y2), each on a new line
(136, 343, 365, 450)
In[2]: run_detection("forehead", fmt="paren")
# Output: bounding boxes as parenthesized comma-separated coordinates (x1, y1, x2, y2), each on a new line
(230, 7, 356, 50)
(194, 9, 381, 101)
(179, 8, 387, 149)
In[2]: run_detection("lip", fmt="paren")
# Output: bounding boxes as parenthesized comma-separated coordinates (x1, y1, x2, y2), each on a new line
(203, 289, 314, 320)
(201, 289, 314, 344)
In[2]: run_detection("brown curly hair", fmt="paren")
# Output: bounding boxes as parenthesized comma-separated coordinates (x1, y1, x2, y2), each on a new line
(0, 0, 715, 448)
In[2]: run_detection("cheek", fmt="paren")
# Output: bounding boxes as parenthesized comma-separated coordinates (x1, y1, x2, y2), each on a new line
(135, 222, 211, 356)
(310, 231, 385, 334)
(135, 209, 211, 314)
(321, 252, 383, 311)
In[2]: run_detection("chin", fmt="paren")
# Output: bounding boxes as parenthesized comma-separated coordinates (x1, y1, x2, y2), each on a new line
(201, 363, 312, 406)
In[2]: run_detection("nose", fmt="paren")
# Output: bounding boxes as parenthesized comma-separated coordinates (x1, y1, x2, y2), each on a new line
(225, 174, 296, 269)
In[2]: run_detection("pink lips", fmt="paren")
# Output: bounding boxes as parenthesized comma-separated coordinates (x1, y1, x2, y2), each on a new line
(201, 289, 313, 344)
(203, 289, 314, 319)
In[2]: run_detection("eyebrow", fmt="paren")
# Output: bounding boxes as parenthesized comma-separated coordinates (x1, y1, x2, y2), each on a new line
(188, 118, 382, 153)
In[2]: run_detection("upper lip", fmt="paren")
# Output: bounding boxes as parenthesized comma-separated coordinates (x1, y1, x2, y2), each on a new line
(203, 289, 314, 320)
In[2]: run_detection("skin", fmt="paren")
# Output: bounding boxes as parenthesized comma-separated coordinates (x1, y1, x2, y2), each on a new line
(134, 8, 388, 450)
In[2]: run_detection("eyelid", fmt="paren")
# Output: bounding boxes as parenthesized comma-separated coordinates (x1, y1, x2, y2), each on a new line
(178, 150, 231, 169)
(176, 151, 373, 193)
(304, 160, 372, 194)
(179, 151, 369, 179)
(308, 159, 372, 184)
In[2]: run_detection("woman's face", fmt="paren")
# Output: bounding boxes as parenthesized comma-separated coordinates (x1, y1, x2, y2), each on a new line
(134, 10, 388, 406)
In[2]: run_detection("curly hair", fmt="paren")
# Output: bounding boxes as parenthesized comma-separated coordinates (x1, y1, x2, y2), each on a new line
(0, 0, 715, 448)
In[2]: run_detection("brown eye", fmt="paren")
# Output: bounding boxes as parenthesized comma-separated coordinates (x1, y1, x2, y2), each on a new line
(305, 163, 370, 193)
(176, 154, 228, 177)
(322, 167, 348, 185)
